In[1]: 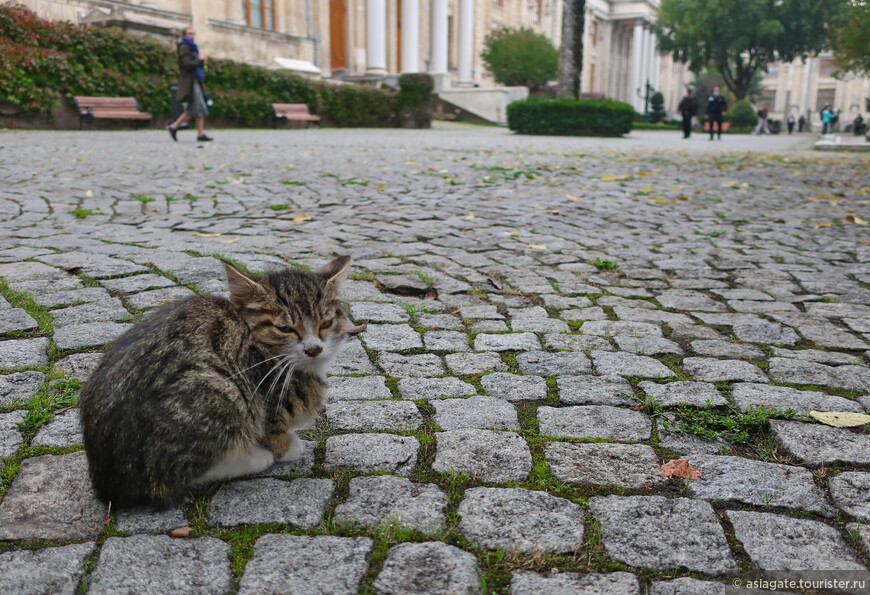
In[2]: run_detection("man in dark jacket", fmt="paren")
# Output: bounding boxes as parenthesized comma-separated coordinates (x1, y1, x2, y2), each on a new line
(706, 86, 727, 140)
(677, 89, 698, 138)
(167, 26, 212, 142)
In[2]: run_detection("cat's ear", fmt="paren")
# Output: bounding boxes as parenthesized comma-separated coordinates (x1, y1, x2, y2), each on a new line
(318, 255, 352, 286)
(221, 260, 265, 308)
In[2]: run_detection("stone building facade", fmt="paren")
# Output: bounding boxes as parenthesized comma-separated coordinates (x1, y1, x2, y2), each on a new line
(19, 0, 868, 126)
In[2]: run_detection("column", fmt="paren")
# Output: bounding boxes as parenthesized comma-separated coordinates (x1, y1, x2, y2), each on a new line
(226, 0, 244, 25)
(430, 0, 448, 73)
(401, 0, 420, 73)
(646, 26, 656, 91)
(366, 0, 387, 74)
(630, 20, 644, 112)
(458, 0, 474, 86)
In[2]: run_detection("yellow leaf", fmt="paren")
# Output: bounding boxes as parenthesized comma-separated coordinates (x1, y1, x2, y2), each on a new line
(377, 183, 385, 191)
(464, 212, 475, 220)
(844, 215, 868, 225)
(635, 171, 651, 177)
(600, 176, 616, 182)
(508, 231, 521, 237)
(194, 232, 221, 238)
(639, 185, 654, 193)
(404, 159, 416, 164)
(809, 410, 870, 428)
(292, 214, 312, 223)
(815, 222, 832, 228)
(650, 199, 670, 204)
(223, 236, 240, 244)
(85, 190, 93, 197)
(670, 185, 683, 191)
(527, 244, 547, 250)
(676, 195, 690, 200)
(565, 193, 580, 201)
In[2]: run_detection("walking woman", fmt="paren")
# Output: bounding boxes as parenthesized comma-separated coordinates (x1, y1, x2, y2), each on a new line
(167, 26, 212, 142)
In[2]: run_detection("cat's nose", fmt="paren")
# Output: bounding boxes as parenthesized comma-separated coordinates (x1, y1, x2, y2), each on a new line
(304, 345, 323, 358)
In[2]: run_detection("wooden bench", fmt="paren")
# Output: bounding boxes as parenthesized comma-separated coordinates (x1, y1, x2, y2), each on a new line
(73, 96, 152, 130)
(272, 103, 320, 128)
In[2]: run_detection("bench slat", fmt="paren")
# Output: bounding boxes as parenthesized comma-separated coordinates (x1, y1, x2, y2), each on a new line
(74, 96, 151, 129)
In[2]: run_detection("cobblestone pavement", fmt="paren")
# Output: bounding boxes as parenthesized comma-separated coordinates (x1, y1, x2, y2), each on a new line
(0, 125, 869, 594)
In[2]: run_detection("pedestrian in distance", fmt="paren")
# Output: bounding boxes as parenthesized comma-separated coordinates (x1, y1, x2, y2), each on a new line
(753, 104, 771, 135)
(706, 86, 727, 140)
(167, 26, 212, 142)
(820, 104, 834, 135)
(853, 113, 866, 136)
(677, 88, 698, 139)
(787, 114, 796, 134)
(798, 114, 806, 132)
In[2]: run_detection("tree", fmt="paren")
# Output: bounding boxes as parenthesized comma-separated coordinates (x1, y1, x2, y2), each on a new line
(832, 1, 870, 77)
(480, 27, 558, 92)
(690, 69, 762, 105)
(656, 0, 850, 100)
(649, 91, 666, 123)
(558, 0, 585, 98)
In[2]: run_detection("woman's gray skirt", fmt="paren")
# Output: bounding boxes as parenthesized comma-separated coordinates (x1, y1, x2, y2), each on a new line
(185, 80, 209, 118)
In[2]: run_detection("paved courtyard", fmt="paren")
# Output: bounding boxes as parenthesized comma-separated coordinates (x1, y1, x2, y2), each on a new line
(0, 123, 869, 594)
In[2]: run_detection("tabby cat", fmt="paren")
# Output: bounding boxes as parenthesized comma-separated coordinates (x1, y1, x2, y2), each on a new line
(79, 256, 364, 507)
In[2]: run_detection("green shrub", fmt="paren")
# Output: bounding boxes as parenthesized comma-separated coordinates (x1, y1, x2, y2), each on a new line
(728, 99, 756, 127)
(649, 91, 666, 123)
(395, 73, 434, 128)
(0, 5, 402, 127)
(507, 97, 635, 136)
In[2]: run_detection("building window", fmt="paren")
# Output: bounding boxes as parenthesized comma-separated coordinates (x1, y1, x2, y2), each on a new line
(492, 0, 504, 8)
(761, 88, 776, 107)
(531, 0, 542, 23)
(243, 0, 274, 30)
(590, 19, 598, 47)
(816, 88, 835, 111)
(819, 58, 836, 78)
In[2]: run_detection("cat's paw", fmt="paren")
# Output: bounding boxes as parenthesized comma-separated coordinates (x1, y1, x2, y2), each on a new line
(248, 445, 277, 472)
(277, 431, 303, 462)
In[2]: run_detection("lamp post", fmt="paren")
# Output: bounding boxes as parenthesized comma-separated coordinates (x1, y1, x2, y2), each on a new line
(636, 79, 653, 121)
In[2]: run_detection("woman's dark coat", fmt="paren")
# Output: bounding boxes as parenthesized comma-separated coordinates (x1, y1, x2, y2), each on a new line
(176, 42, 204, 103)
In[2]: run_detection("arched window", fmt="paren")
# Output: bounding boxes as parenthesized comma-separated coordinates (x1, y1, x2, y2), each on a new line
(243, 0, 274, 30)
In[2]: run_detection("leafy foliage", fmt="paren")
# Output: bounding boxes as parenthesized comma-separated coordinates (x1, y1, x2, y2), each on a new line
(656, 0, 850, 99)
(481, 27, 558, 91)
(395, 73, 434, 128)
(0, 5, 402, 127)
(648, 91, 666, 123)
(728, 99, 757, 127)
(831, 1, 870, 77)
(507, 98, 635, 136)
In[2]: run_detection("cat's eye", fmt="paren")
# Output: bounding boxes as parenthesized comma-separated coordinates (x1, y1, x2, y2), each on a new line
(319, 319, 333, 330)
(275, 324, 295, 334)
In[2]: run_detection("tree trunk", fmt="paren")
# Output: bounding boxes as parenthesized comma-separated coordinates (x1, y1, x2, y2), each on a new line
(558, 0, 585, 99)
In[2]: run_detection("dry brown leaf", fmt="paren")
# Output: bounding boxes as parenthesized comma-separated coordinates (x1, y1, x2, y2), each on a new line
(194, 232, 221, 238)
(660, 459, 702, 480)
(808, 410, 870, 428)
(815, 223, 832, 228)
(844, 215, 868, 225)
(292, 214, 312, 223)
(169, 526, 195, 538)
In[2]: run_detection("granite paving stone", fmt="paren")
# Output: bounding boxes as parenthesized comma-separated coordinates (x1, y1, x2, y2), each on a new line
(432, 395, 519, 430)
(432, 429, 532, 482)
(690, 340, 765, 359)
(414, 313, 463, 330)
(589, 495, 737, 575)
(459, 305, 503, 319)
(0, 261, 67, 282)
(770, 347, 862, 365)
(732, 382, 864, 415)
(325, 400, 422, 431)
(99, 274, 175, 294)
(727, 511, 866, 571)
(473, 332, 542, 351)
(0, 337, 49, 370)
(33, 287, 111, 308)
(580, 320, 663, 338)
(53, 352, 103, 380)
(538, 405, 651, 441)
(361, 324, 422, 351)
(511, 571, 641, 595)
(238, 535, 373, 595)
(510, 317, 570, 333)
(125, 286, 195, 310)
(649, 577, 725, 595)
(0, 410, 25, 457)
(444, 351, 506, 374)
(515, 350, 591, 375)
(398, 377, 476, 399)
(732, 323, 800, 346)
(828, 472, 870, 522)
(0, 370, 43, 407)
(0, 451, 106, 540)
(850, 524, 870, 557)
(115, 505, 188, 535)
(324, 433, 419, 475)
(769, 357, 870, 391)
(657, 418, 727, 455)
(423, 330, 471, 351)
(331, 337, 377, 375)
(0, 543, 96, 595)
(333, 476, 447, 534)
(543, 333, 615, 352)
(687, 455, 834, 516)
(557, 375, 635, 406)
(88, 536, 232, 595)
(378, 352, 445, 377)
(253, 440, 317, 478)
(470, 319, 508, 332)
(638, 381, 725, 407)
(50, 299, 131, 327)
(208, 478, 334, 528)
(480, 372, 548, 401)
(52, 322, 134, 350)
(560, 306, 609, 321)
(545, 442, 665, 489)
(372, 542, 480, 595)
(770, 420, 870, 466)
(0, 308, 38, 333)
(615, 336, 684, 355)
(32, 409, 82, 447)
(592, 350, 675, 378)
(327, 375, 393, 401)
(683, 357, 768, 383)
(350, 302, 410, 322)
(457, 487, 585, 552)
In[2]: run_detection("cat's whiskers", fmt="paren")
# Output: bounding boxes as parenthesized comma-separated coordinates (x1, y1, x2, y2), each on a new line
(277, 362, 297, 416)
(264, 354, 296, 406)
(251, 354, 293, 400)
(229, 353, 286, 380)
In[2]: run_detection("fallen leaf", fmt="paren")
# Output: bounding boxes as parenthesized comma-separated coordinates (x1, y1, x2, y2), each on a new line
(377, 183, 385, 191)
(600, 176, 616, 182)
(223, 236, 240, 244)
(404, 159, 416, 164)
(844, 216, 868, 225)
(464, 212, 475, 220)
(85, 190, 93, 197)
(292, 214, 312, 223)
(194, 232, 221, 238)
(565, 193, 581, 201)
(815, 223, 832, 228)
(169, 526, 195, 538)
(527, 244, 548, 250)
(809, 410, 870, 428)
(660, 459, 702, 480)
(861, 241, 870, 245)
(508, 231, 521, 237)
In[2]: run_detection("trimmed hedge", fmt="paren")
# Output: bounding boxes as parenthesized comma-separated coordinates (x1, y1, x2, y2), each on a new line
(395, 73, 434, 128)
(507, 97, 636, 136)
(0, 5, 411, 127)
